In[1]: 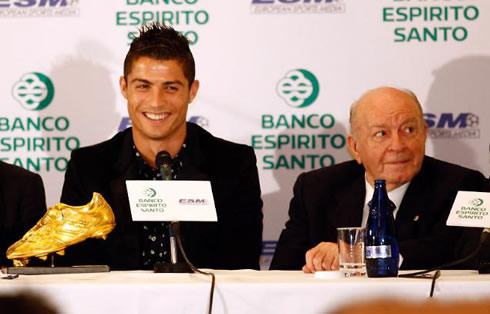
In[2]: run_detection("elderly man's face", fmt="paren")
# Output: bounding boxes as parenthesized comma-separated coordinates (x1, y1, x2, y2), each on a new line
(347, 88, 428, 191)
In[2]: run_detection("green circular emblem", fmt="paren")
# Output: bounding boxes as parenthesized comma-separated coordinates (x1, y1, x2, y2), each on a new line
(12, 72, 55, 111)
(276, 69, 320, 108)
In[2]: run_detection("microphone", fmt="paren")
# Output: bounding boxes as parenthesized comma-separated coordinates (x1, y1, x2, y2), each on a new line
(155, 151, 172, 180)
(153, 151, 192, 273)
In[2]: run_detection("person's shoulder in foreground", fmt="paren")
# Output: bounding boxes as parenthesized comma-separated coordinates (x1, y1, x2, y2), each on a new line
(0, 161, 47, 266)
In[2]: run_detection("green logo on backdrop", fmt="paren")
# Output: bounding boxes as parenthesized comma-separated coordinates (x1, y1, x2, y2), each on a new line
(12, 72, 54, 111)
(116, 1, 210, 46)
(277, 69, 319, 108)
(251, 68, 346, 171)
(0, 72, 81, 173)
(382, 1, 480, 43)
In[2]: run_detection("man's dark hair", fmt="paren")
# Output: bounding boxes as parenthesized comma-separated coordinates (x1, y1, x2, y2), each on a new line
(123, 23, 195, 86)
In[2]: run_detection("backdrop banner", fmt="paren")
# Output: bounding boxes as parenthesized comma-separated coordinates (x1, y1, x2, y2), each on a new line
(1, 0, 488, 268)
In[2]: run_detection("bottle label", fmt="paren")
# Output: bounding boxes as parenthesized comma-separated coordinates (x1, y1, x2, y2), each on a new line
(365, 245, 392, 259)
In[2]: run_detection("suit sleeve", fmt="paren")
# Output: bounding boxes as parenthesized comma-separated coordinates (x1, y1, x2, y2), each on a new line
(60, 150, 92, 206)
(58, 150, 110, 266)
(20, 173, 47, 230)
(270, 173, 309, 270)
(1, 171, 47, 267)
(218, 147, 263, 269)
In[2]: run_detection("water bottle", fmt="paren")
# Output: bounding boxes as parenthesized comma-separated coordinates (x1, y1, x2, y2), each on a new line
(365, 179, 399, 277)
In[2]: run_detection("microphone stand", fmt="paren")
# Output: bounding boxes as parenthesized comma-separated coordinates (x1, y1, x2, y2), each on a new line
(477, 228, 490, 274)
(154, 221, 192, 273)
(154, 151, 192, 273)
(152, 151, 216, 314)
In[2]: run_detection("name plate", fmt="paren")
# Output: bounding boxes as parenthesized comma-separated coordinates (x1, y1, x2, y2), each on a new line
(126, 180, 217, 222)
(447, 191, 490, 228)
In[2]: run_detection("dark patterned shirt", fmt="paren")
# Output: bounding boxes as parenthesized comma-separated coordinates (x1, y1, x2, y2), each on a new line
(133, 143, 186, 269)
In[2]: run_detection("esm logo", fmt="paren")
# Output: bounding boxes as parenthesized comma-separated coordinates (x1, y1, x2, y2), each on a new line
(0, 0, 69, 7)
(424, 112, 479, 139)
(250, 0, 345, 14)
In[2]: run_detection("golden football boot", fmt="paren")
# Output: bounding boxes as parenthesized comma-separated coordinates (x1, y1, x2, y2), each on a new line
(7, 192, 116, 266)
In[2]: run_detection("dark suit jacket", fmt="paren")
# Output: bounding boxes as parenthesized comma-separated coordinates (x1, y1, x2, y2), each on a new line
(0, 161, 47, 266)
(60, 123, 263, 270)
(270, 156, 489, 270)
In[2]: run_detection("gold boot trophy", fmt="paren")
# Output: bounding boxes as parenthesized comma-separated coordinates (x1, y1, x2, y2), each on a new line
(3, 192, 115, 275)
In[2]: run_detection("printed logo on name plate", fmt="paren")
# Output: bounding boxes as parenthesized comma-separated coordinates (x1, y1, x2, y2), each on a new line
(143, 188, 157, 198)
(469, 198, 484, 207)
(277, 69, 319, 108)
(12, 72, 55, 111)
(179, 198, 209, 205)
(136, 187, 167, 213)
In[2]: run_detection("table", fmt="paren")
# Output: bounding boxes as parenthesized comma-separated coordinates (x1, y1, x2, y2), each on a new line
(1, 270, 489, 314)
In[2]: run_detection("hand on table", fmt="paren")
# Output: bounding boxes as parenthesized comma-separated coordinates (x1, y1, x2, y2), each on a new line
(302, 242, 339, 273)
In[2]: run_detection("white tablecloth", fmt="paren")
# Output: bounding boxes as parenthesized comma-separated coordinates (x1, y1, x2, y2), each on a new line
(1, 270, 489, 314)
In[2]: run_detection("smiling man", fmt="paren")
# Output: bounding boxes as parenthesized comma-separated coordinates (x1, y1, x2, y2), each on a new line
(60, 23, 263, 270)
(270, 87, 489, 272)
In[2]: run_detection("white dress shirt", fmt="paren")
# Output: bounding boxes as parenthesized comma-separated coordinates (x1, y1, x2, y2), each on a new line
(361, 179, 410, 228)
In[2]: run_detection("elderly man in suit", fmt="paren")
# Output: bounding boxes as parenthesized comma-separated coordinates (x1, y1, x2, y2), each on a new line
(271, 86, 489, 272)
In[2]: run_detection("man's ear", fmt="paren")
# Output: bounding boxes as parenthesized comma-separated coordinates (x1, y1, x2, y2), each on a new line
(347, 134, 362, 164)
(119, 76, 128, 99)
(189, 79, 200, 103)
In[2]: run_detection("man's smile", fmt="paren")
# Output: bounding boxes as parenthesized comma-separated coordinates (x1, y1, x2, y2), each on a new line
(143, 112, 170, 121)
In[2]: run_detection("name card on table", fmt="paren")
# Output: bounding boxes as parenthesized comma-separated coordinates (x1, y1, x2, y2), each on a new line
(447, 191, 490, 228)
(126, 180, 217, 222)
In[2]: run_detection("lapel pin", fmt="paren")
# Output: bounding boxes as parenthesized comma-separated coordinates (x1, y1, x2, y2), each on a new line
(413, 215, 420, 222)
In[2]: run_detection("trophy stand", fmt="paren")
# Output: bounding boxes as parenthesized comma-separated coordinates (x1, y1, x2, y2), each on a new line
(2, 254, 110, 275)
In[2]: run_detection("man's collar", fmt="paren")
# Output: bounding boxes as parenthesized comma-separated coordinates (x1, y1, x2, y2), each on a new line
(112, 123, 209, 178)
(363, 176, 410, 210)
